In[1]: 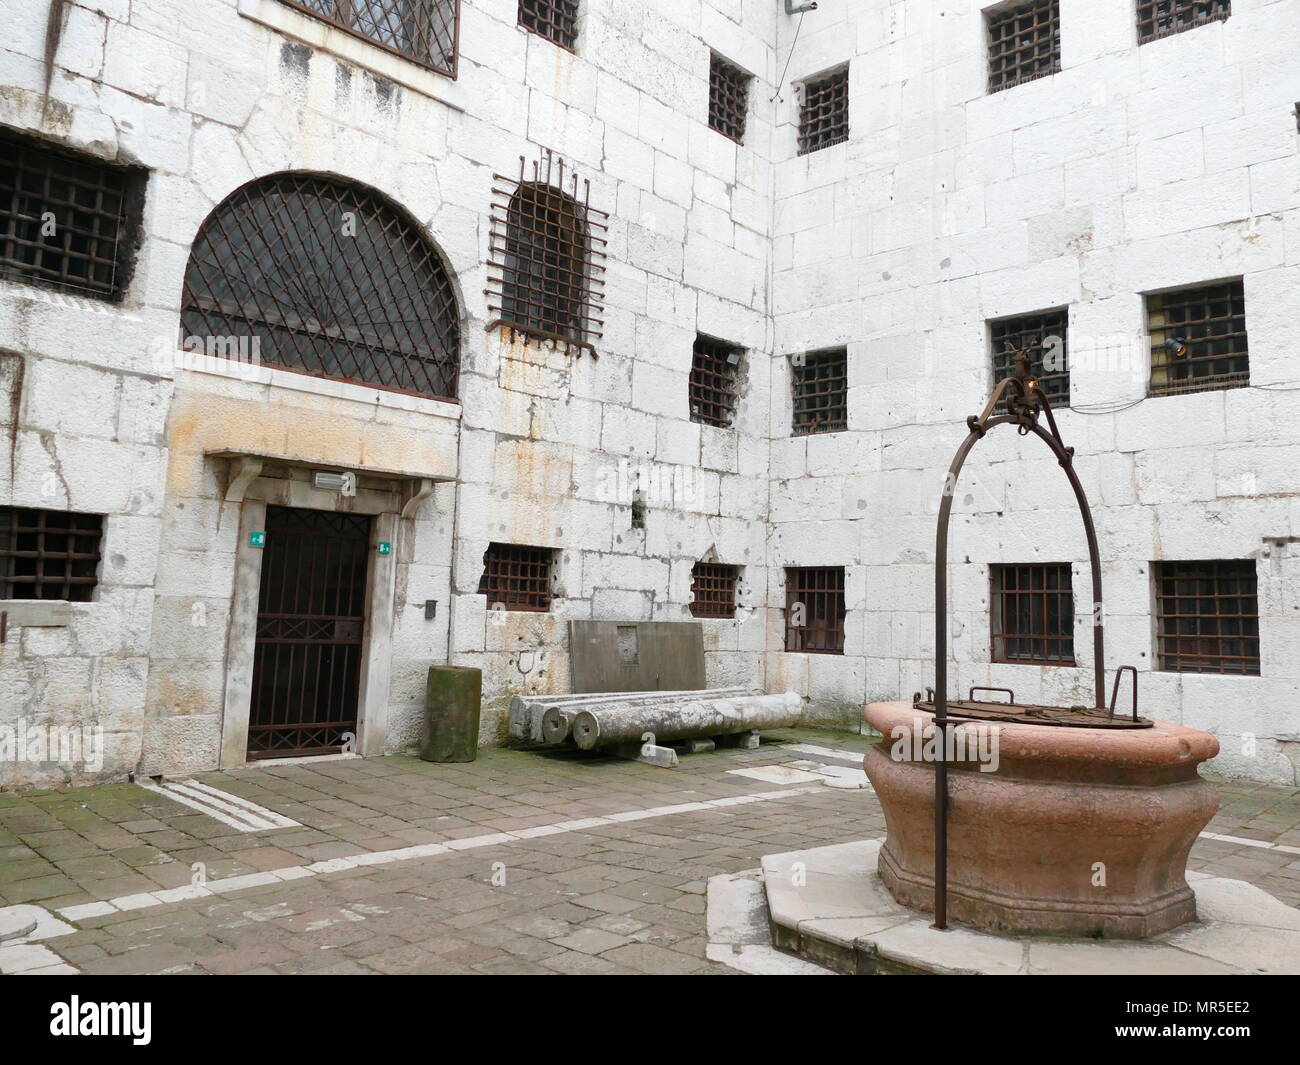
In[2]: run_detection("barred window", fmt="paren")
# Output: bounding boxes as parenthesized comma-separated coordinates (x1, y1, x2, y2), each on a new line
(518, 0, 578, 50)
(478, 543, 557, 612)
(0, 507, 103, 601)
(990, 309, 1069, 409)
(792, 347, 848, 435)
(180, 172, 459, 400)
(987, 0, 1061, 93)
(709, 53, 751, 144)
(1137, 1, 1230, 44)
(278, 1, 461, 75)
(689, 335, 743, 429)
(689, 562, 739, 619)
(1147, 280, 1248, 397)
(488, 152, 607, 351)
(1155, 560, 1259, 675)
(991, 563, 1075, 665)
(798, 68, 849, 155)
(0, 127, 142, 301)
(785, 567, 845, 654)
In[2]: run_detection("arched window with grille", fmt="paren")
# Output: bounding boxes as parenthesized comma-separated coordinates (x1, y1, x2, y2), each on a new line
(488, 151, 607, 351)
(502, 183, 586, 343)
(180, 172, 460, 400)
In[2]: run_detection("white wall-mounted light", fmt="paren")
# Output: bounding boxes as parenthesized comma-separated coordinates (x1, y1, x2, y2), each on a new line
(313, 470, 357, 496)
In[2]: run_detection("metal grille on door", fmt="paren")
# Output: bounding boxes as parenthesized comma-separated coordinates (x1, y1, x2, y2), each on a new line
(248, 507, 372, 759)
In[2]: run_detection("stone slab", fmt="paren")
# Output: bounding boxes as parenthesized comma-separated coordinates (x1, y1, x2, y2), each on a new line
(762, 839, 1300, 976)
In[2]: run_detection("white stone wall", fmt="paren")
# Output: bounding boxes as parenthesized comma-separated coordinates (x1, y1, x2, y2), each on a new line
(768, 0, 1300, 783)
(2, 0, 1298, 787)
(0, 0, 781, 780)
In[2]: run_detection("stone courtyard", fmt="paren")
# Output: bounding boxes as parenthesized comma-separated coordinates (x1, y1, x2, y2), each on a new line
(1, 732, 1297, 976)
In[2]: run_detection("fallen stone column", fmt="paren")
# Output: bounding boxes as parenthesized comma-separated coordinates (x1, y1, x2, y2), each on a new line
(570, 692, 803, 751)
(509, 688, 753, 745)
(540, 689, 759, 745)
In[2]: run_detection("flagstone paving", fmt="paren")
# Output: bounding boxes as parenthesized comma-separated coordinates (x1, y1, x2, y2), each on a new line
(1, 729, 1297, 975)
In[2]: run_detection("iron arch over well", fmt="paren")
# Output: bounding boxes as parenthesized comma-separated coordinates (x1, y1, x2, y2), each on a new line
(180, 172, 460, 401)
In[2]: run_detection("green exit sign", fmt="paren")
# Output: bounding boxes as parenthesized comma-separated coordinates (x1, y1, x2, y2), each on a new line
(250, 531, 266, 547)
(377, 541, 392, 555)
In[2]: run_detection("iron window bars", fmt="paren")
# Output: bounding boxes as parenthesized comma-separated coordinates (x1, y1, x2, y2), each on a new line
(990, 309, 1069, 410)
(785, 566, 846, 654)
(518, 0, 579, 50)
(689, 562, 740, 619)
(798, 67, 849, 156)
(279, 1, 460, 75)
(990, 563, 1076, 665)
(1147, 279, 1248, 396)
(1137, 0, 1230, 44)
(709, 53, 751, 144)
(792, 347, 848, 435)
(987, 0, 1061, 93)
(487, 150, 608, 352)
(0, 507, 102, 601)
(0, 127, 141, 301)
(1154, 559, 1259, 675)
(478, 543, 557, 612)
(180, 172, 460, 400)
(689, 335, 743, 428)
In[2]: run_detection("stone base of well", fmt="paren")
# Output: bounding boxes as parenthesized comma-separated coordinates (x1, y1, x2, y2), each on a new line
(863, 700, 1221, 939)
(760, 839, 1300, 975)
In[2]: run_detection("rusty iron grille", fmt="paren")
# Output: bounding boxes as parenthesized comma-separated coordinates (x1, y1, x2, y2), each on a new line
(488, 151, 607, 351)
(987, 0, 1060, 93)
(798, 68, 849, 155)
(478, 543, 556, 612)
(709, 53, 751, 144)
(518, 0, 578, 49)
(248, 507, 371, 759)
(1147, 280, 1248, 396)
(1137, 0, 1230, 43)
(991, 563, 1075, 665)
(690, 335, 743, 428)
(1155, 559, 1259, 675)
(279, 0, 460, 75)
(689, 562, 739, 619)
(181, 172, 460, 400)
(0, 507, 102, 601)
(792, 347, 848, 435)
(991, 309, 1069, 410)
(0, 127, 138, 301)
(785, 566, 846, 654)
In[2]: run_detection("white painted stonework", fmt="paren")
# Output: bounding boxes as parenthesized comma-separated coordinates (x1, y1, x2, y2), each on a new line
(1, 1, 1298, 787)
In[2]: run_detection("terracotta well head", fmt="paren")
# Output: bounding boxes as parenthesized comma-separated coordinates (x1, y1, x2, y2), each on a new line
(863, 700, 1220, 939)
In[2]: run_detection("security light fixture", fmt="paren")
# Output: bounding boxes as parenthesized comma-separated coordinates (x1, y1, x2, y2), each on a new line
(313, 470, 356, 495)
(785, 0, 817, 12)
(1163, 337, 1190, 358)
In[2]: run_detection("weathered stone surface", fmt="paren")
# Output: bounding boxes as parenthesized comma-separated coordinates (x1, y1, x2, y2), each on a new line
(761, 836, 1297, 976)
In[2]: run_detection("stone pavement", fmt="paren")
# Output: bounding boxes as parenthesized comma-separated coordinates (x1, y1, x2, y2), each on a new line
(0, 729, 1297, 975)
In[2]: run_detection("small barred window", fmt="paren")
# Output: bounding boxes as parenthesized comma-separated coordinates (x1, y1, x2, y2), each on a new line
(478, 543, 558, 612)
(689, 335, 743, 429)
(798, 68, 849, 155)
(0, 507, 103, 602)
(0, 127, 142, 301)
(792, 347, 848, 435)
(709, 53, 751, 144)
(518, 0, 578, 50)
(987, 0, 1061, 93)
(689, 562, 740, 619)
(990, 563, 1075, 665)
